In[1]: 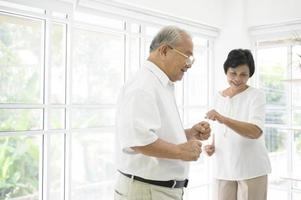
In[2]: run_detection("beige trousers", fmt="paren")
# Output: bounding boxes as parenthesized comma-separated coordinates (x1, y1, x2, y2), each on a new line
(214, 175, 268, 200)
(114, 174, 184, 200)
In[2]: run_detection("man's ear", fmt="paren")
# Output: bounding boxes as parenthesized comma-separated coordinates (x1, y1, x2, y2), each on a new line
(158, 45, 169, 57)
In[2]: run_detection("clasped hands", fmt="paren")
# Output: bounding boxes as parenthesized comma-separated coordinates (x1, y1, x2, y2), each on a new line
(178, 121, 211, 161)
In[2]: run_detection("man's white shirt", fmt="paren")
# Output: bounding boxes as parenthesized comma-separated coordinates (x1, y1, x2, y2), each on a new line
(115, 61, 189, 181)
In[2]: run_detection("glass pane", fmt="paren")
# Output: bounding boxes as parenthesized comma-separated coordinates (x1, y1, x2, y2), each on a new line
(49, 133, 64, 200)
(293, 111, 301, 127)
(267, 188, 288, 200)
(292, 45, 301, 107)
(0, 14, 43, 103)
(184, 108, 207, 127)
(258, 47, 288, 107)
(130, 23, 140, 33)
(292, 83, 301, 107)
(265, 109, 289, 125)
(175, 81, 183, 106)
(143, 38, 152, 60)
(265, 127, 288, 188)
(192, 36, 208, 47)
(0, 109, 43, 131)
(292, 45, 301, 80)
(71, 108, 115, 129)
(0, 135, 41, 199)
(48, 109, 65, 130)
(72, 28, 124, 104)
(71, 131, 115, 200)
(184, 45, 208, 106)
(293, 130, 301, 185)
(127, 37, 140, 80)
(50, 23, 66, 104)
(292, 192, 301, 200)
(145, 26, 160, 37)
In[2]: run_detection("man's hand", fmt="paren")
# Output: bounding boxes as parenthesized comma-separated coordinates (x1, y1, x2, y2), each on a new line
(189, 121, 211, 141)
(177, 140, 202, 161)
(204, 144, 215, 156)
(206, 109, 226, 124)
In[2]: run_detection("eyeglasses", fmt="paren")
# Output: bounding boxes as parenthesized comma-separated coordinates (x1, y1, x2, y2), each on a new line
(168, 45, 195, 66)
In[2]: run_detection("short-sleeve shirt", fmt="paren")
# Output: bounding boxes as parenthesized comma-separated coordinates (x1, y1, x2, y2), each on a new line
(115, 61, 189, 181)
(213, 87, 271, 180)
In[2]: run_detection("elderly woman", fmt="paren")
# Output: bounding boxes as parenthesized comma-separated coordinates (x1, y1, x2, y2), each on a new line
(205, 49, 271, 200)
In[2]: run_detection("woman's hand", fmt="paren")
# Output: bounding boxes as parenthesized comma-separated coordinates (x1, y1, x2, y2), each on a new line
(206, 109, 226, 124)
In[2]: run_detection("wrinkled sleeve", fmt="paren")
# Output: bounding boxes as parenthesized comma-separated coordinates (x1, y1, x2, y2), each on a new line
(248, 90, 266, 132)
(117, 89, 161, 153)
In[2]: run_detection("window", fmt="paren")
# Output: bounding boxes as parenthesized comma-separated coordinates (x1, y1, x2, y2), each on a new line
(0, 2, 215, 200)
(256, 39, 301, 200)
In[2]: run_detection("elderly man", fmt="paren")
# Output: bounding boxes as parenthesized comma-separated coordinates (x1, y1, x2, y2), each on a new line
(114, 26, 211, 200)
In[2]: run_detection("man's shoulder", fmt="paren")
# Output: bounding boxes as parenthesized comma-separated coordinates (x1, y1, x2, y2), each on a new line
(126, 68, 159, 90)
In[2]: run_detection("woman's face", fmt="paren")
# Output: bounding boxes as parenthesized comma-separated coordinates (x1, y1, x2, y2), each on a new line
(226, 64, 250, 89)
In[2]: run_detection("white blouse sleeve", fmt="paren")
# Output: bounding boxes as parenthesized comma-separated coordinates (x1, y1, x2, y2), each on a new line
(248, 90, 266, 132)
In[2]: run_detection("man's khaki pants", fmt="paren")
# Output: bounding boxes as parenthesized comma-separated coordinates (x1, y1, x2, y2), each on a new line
(114, 174, 184, 200)
(214, 175, 268, 200)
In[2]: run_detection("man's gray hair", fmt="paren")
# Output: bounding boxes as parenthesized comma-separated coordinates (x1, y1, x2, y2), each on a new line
(149, 26, 190, 52)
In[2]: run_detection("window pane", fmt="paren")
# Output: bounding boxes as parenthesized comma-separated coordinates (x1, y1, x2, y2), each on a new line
(266, 109, 289, 125)
(50, 23, 66, 104)
(145, 26, 160, 37)
(175, 81, 183, 106)
(268, 188, 288, 200)
(0, 14, 43, 103)
(292, 45, 301, 80)
(184, 108, 207, 126)
(48, 109, 65, 130)
(49, 133, 64, 200)
(130, 23, 140, 33)
(0, 109, 43, 131)
(258, 47, 287, 107)
(184, 45, 208, 106)
(71, 131, 115, 200)
(127, 37, 140, 80)
(292, 192, 301, 200)
(0, 135, 41, 199)
(293, 131, 301, 182)
(72, 28, 124, 104)
(71, 108, 115, 129)
(265, 127, 288, 188)
(293, 111, 301, 127)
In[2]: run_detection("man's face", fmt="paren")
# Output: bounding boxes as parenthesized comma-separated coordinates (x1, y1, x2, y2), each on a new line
(165, 34, 194, 82)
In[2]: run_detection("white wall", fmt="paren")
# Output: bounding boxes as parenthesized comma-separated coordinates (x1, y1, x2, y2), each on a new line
(213, 0, 252, 91)
(109, 0, 224, 28)
(245, 0, 301, 27)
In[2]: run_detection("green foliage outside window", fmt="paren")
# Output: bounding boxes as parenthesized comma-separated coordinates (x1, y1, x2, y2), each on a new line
(0, 137, 39, 200)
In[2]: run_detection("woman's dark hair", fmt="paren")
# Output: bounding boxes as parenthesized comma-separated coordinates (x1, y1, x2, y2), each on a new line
(223, 49, 255, 77)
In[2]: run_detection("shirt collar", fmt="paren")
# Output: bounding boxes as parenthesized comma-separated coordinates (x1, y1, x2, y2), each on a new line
(144, 60, 174, 87)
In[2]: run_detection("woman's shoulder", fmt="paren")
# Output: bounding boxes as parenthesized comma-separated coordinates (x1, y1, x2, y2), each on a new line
(246, 86, 265, 96)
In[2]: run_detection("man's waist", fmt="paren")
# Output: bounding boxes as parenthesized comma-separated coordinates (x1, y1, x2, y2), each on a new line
(118, 170, 189, 188)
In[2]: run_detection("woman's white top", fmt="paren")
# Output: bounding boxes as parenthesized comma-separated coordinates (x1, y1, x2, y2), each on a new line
(213, 87, 271, 180)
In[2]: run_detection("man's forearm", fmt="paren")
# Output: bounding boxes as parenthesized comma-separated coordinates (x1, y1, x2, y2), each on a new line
(132, 138, 182, 159)
(185, 128, 193, 140)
